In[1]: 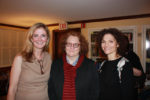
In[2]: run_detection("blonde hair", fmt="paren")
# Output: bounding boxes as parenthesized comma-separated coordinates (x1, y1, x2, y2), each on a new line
(21, 23, 50, 62)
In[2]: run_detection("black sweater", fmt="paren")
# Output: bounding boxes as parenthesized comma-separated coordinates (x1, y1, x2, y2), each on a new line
(98, 57, 135, 100)
(48, 57, 99, 100)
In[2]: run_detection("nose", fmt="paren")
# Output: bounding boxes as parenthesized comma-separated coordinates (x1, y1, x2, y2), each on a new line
(70, 44, 74, 49)
(37, 36, 42, 40)
(104, 42, 109, 47)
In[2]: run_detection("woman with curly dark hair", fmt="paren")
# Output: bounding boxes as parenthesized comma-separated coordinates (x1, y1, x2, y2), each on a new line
(48, 30, 99, 100)
(97, 28, 135, 100)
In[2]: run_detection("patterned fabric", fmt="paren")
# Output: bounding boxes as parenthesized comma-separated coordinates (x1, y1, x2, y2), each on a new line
(98, 57, 134, 100)
(98, 57, 129, 83)
(62, 55, 84, 100)
(117, 57, 128, 83)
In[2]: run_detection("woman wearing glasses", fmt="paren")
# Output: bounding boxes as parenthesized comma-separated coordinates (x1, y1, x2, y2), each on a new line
(7, 23, 52, 100)
(48, 30, 99, 100)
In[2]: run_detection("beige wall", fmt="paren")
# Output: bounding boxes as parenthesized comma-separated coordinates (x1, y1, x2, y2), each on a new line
(49, 17, 150, 56)
(48, 17, 150, 70)
(1, 17, 150, 69)
(0, 26, 27, 67)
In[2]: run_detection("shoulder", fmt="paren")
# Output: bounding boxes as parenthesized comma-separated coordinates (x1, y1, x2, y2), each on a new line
(50, 58, 63, 72)
(126, 51, 140, 60)
(118, 57, 130, 65)
(14, 54, 23, 63)
(83, 57, 95, 64)
(44, 52, 52, 64)
(84, 57, 95, 63)
(120, 57, 133, 70)
(83, 57, 98, 70)
(51, 58, 63, 68)
(44, 52, 51, 59)
(12, 54, 23, 69)
(52, 58, 63, 63)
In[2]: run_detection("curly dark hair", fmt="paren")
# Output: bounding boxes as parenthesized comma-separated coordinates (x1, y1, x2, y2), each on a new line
(97, 28, 127, 56)
(61, 30, 89, 55)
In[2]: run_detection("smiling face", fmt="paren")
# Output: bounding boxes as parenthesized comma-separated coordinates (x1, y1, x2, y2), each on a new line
(65, 35, 80, 58)
(101, 33, 119, 57)
(31, 28, 48, 50)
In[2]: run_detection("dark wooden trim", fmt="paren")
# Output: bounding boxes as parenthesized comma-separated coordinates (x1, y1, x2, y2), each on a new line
(68, 13, 150, 24)
(47, 23, 59, 27)
(0, 13, 150, 28)
(0, 23, 29, 29)
(0, 23, 59, 29)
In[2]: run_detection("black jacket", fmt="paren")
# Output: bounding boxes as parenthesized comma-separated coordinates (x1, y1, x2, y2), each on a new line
(98, 57, 135, 100)
(48, 57, 99, 100)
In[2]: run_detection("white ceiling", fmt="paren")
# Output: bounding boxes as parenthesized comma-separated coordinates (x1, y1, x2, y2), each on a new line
(0, 0, 150, 27)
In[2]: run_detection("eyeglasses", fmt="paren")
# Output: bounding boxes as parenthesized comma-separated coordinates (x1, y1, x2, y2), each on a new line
(37, 60, 44, 74)
(66, 43, 80, 48)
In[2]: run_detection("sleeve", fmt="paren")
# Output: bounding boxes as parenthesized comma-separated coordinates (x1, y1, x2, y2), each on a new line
(127, 51, 146, 88)
(91, 61, 100, 100)
(131, 52, 146, 88)
(131, 52, 143, 70)
(48, 61, 56, 100)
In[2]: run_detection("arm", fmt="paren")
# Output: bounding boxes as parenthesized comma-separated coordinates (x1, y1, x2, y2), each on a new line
(7, 55, 22, 100)
(133, 67, 142, 76)
(130, 52, 146, 87)
(48, 59, 64, 100)
(91, 62, 100, 100)
(48, 61, 56, 100)
(127, 51, 144, 77)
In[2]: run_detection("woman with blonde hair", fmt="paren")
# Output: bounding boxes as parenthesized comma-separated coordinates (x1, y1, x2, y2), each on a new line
(7, 23, 52, 100)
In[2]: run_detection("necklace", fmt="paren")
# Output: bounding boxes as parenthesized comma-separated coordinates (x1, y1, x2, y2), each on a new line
(37, 59, 44, 74)
(33, 53, 44, 75)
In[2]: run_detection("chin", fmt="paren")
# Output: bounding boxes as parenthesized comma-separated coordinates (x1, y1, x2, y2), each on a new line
(104, 52, 110, 55)
(34, 46, 45, 50)
(67, 54, 77, 57)
(67, 55, 75, 57)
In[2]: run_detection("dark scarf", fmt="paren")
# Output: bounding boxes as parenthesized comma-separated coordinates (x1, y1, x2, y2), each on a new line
(62, 55, 84, 100)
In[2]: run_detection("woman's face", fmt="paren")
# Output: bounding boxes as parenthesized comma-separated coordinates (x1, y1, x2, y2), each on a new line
(31, 28, 47, 50)
(101, 34, 119, 56)
(65, 35, 80, 58)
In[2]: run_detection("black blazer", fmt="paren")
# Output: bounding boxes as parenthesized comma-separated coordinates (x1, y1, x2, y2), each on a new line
(48, 57, 99, 100)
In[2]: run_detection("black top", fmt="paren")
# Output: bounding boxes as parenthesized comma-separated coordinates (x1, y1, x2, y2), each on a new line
(98, 57, 134, 100)
(48, 56, 100, 100)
